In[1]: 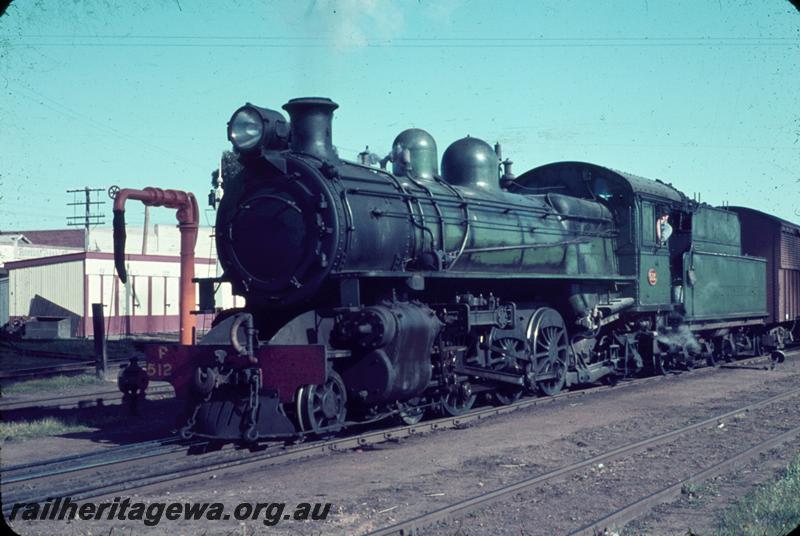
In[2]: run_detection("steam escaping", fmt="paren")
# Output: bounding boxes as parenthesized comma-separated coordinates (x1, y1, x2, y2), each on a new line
(303, 0, 405, 49)
(656, 324, 701, 354)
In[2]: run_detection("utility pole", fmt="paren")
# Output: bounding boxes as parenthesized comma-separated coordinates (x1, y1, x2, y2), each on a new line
(67, 187, 105, 250)
(142, 205, 150, 254)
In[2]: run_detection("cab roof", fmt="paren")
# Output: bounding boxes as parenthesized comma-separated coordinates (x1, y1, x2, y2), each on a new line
(514, 161, 686, 204)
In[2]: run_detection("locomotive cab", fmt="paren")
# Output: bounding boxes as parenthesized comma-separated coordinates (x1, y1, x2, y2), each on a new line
(513, 162, 686, 312)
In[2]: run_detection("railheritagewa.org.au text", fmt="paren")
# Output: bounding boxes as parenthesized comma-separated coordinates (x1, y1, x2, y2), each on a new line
(7, 497, 332, 527)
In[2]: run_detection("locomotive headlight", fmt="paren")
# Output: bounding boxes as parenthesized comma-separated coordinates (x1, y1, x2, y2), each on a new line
(228, 106, 265, 151)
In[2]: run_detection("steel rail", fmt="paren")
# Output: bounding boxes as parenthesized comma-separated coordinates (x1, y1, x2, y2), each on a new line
(2, 339, 784, 414)
(1, 436, 196, 484)
(0, 357, 703, 510)
(1, 379, 621, 511)
(2, 350, 794, 515)
(569, 425, 800, 536)
(0, 358, 131, 381)
(0, 362, 97, 379)
(2, 436, 182, 475)
(0, 384, 174, 412)
(0, 343, 100, 362)
(364, 385, 800, 536)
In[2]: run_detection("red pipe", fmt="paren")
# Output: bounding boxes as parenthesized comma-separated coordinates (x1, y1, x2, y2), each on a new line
(112, 187, 199, 345)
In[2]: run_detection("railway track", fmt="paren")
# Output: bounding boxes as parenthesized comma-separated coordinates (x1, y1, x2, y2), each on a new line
(0, 338, 166, 381)
(0, 384, 174, 413)
(364, 360, 800, 535)
(0, 360, 131, 381)
(2, 350, 792, 516)
(0, 347, 781, 413)
(2, 436, 192, 484)
(0, 341, 101, 363)
(569, 426, 800, 536)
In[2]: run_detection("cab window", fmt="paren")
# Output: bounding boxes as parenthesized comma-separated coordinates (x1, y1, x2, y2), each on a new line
(641, 201, 656, 244)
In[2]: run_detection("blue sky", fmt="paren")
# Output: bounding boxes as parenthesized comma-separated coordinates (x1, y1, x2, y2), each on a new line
(0, 0, 798, 229)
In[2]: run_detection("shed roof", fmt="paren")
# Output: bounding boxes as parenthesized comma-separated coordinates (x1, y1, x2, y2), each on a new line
(0, 234, 32, 245)
(0, 229, 85, 248)
(4, 251, 216, 270)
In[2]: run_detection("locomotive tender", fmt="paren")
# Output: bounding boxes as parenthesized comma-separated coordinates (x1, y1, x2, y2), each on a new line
(132, 97, 793, 442)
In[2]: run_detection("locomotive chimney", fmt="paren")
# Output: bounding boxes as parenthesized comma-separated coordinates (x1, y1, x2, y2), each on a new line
(282, 97, 339, 161)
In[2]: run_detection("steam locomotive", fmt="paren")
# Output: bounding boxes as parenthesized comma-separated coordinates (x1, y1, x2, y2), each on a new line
(129, 97, 798, 442)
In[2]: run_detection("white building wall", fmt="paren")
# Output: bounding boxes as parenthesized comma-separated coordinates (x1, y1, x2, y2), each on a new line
(8, 260, 84, 318)
(83, 256, 243, 321)
(2, 222, 245, 335)
(0, 277, 8, 325)
(86, 225, 216, 258)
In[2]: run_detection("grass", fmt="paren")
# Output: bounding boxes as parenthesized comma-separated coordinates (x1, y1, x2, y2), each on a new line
(1, 372, 106, 395)
(0, 417, 94, 441)
(713, 453, 800, 536)
(0, 413, 120, 441)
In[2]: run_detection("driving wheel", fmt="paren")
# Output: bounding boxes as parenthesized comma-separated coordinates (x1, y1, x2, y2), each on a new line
(527, 308, 569, 396)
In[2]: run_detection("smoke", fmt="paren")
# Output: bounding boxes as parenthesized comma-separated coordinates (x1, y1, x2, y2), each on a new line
(283, 0, 407, 89)
(656, 324, 701, 354)
(303, 0, 405, 50)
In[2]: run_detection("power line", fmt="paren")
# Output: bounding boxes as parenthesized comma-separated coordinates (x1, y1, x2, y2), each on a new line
(13, 34, 799, 41)
(7, 42, 796, 49)
(5, 35, 798, 49)
(8, 83, 208, 172)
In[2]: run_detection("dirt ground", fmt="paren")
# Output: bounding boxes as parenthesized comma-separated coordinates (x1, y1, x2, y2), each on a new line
(5, 355, 800, 536)
(1, 382, 179, 466)
(621, 444, 799, 536)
